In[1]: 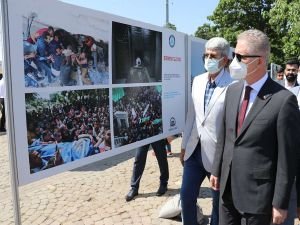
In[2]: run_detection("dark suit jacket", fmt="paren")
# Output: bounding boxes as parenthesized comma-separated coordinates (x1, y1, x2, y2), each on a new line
(212, 77, 300, 214)
(289, 86, 300, 208)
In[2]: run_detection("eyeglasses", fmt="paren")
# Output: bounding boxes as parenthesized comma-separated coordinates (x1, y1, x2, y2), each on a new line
(232, 52, 261, 62)
(202, 53, 222, 62)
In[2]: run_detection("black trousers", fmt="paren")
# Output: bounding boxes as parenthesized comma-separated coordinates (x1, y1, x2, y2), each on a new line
(220, 175, 272, 225)
(130, 139, 169, 190)
(0, 98, 5, 130)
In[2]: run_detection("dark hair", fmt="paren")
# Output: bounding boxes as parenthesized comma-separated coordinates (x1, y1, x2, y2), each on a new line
(278, 67, 284, 73)
(285, 58, 299, 67)
(41, 31, 50, 39)
(48, 26, 54, 32)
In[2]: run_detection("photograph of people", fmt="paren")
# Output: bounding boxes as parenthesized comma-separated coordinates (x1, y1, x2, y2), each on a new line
(23, 16, 109, 88)
(112, 22, 162, 84)
(113, 86, 162, 147)
(26, 89, 110, 173)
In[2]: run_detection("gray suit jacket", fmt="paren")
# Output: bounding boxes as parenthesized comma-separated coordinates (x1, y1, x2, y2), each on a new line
(212, 77, 300, 214)
(181, 69, 233, 172)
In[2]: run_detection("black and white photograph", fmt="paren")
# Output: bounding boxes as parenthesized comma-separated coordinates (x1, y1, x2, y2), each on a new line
(112, 22, 162, 84)
(23, 16, 109, 88)
(25, 89, 110, 173)
(113, 86, 163, 147)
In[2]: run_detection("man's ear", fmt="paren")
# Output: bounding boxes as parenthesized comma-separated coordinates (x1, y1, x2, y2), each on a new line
(222, 56, 228, 67)
(258, 56, 263, 65)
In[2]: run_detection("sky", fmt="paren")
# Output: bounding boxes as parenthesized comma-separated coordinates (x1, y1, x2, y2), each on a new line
(0, 0, 219, 61)
(60, 0, 219, 35)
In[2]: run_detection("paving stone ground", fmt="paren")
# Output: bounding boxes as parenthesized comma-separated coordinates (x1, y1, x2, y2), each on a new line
(0, 134, 299, 225)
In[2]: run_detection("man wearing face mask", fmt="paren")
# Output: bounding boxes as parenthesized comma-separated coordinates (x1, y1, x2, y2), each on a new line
(278, 58, 299, 89)
(210, 29, 300, 225)
(180, 37, 234, 225)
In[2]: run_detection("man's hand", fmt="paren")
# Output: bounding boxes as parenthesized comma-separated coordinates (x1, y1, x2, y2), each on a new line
(180, 149, 185, 166)
(272, 207, 287, 224)
(210, 175, 220, 191)
(297, 207, 300, 219)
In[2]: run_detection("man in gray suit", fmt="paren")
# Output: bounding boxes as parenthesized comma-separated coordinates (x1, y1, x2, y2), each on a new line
(180, 37, 234, 225)
(210, 29, 300, 225)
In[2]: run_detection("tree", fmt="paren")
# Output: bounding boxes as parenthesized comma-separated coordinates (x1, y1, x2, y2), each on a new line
(269, 0, 300, 60)
(165, 22, 177, 31)
(194, 23, 218, 40)
(194, 0, 299, 64)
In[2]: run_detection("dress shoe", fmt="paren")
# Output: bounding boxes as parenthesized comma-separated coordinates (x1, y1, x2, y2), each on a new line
(125, 189, 138, 202)
(156, 185, 168, 196)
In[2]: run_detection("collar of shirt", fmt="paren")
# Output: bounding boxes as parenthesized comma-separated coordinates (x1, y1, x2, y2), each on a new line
(284, 78, 296, 89)
(244, 73, 268, 94)
(206, 68, 225, 86)
(241, 73, 268, 116)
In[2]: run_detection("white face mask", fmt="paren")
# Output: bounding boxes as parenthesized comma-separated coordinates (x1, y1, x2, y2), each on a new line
(204, 57, 224, 74)
(229, 56, 258, 80)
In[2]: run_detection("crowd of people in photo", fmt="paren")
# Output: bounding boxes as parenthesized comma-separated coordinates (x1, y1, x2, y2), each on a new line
(26, 91, 111, 173)
(113, 86, 162, 147)
(23, 24, 109, 88)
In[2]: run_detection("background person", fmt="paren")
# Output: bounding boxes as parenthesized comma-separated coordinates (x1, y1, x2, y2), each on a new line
(285, 60, 300, 225)
(278, 58, 299, 89)
(276, 67, 284, 81)
(125, 139, 169, 201)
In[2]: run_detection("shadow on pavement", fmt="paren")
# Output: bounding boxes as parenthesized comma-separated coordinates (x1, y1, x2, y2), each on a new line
(72, 149, 136, 172)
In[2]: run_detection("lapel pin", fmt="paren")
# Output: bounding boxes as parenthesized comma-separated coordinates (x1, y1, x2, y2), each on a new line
(263, 94, 271, 100)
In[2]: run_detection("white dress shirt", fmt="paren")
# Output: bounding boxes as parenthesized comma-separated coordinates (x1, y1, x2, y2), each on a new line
(0, 78, 6, 98)
(241, 73, 268, 117)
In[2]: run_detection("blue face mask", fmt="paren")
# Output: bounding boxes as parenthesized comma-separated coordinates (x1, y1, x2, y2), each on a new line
(204, 57, 224, 74)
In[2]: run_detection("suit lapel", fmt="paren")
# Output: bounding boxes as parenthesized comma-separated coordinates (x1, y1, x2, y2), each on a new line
(236, 78, 273, 138)
(198, 74, 208, 120)
(230, 81, 244, 138)
(204, 72, 230, 118)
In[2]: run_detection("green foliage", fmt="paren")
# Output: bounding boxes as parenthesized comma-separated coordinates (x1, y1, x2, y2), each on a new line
(194, 0, 299, 64)
(165, 22, 177, 31)
(269, 0, 300, 61)
(194, 23, 218, 40)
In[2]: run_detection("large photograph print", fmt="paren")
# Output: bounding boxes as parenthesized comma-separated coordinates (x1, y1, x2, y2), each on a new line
(112, 22, 162, 84)
(113, 86, 163, 147)
(26, 89, 110, 173)
(23, 15, 109, 88)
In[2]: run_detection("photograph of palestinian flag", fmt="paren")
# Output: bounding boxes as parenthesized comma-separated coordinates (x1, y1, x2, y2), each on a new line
(112, 85, 162, 147)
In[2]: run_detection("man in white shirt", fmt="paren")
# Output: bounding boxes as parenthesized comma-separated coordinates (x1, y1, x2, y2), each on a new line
(278, 58, 299, 89)
(211, 29, 300, 225)
(180, 37, 233, 225)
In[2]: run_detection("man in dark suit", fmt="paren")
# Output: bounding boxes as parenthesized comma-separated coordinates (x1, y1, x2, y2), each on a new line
(210, 29, 300, 225)
(125, 139, 169, 201)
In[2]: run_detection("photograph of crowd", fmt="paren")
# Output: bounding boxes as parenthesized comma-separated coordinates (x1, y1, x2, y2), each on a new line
(112, 22, 162, 84)
(23, 15, 109, 88)
(113, 86, 163, 147)
(25, 89, 110, 173)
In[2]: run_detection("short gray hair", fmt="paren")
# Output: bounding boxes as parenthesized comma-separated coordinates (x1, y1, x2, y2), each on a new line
(237, 29, 270, 60)
(205, 37, 230, 57)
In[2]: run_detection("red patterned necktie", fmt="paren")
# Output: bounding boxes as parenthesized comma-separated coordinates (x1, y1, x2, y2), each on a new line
(237, 86, 252, 134)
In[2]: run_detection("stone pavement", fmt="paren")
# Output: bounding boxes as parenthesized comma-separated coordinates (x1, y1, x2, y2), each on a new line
(1, 134, 299, 225)
(0, 135, 213, 225)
